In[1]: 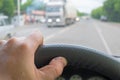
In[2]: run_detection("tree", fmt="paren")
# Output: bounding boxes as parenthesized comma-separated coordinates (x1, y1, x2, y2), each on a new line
(1, 0, 15, 17)
(0, 0, 3, 10)
(103, 0, 120, 22)
(91, 7, 105, 19)
(77, 11, 87, 16)
(21, 0, 32, 12)
(91, 0, 120, 22)
(114, 0, 120, 14)
(14, 0, 22, 8)
(13, 0, 17, 8)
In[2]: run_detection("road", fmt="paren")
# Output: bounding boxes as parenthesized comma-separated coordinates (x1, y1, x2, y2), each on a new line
(2, 19, 120, 56)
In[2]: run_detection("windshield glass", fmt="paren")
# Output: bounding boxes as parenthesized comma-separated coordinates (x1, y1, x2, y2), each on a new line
(0, 0, 120, 56)
(46, 6, 62, 12)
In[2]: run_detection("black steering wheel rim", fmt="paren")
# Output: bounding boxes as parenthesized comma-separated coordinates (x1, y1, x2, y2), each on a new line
(35, 44, 120, 80)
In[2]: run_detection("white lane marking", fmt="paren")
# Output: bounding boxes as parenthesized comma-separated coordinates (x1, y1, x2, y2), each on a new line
(45, 26, 72, 41)
(93, 23, 112, 55)
(44, 34, 56, 41)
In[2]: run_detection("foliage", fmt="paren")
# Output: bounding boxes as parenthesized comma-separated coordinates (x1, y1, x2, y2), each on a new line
(91, 0, 120, 22)
(13, 0, 17, 8)
(104, 0, 120, 22)
(0, 0, 3, 10)
(91, 7, 105, 19)
(0, 0, 15, 17)
(21, 0, 32, 12)
(77, 11, 87, 16)
(14, 0, 22, 8)
(114, 0, 120, 13)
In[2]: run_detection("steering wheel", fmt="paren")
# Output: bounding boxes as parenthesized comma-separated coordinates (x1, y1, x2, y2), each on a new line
(35, 44, 120, 80)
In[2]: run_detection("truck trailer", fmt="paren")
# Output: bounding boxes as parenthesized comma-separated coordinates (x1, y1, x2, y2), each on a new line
(45, 0, 77, 27)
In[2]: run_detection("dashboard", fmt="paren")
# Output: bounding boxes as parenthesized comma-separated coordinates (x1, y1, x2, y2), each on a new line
(57, 75, 107, 80)
(56, 68, 110, 80)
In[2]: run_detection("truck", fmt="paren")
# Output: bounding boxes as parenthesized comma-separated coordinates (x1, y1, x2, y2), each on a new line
(45, 0, 77, 27)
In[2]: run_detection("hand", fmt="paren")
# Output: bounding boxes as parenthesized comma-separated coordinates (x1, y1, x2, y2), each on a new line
(0, 31, 67, 80)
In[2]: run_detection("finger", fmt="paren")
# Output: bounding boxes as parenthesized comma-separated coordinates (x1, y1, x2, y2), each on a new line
(0, 40, 7, 45)
(6, 37, 18, 45)
(6, 37, 26, 45)
(25, 31, 43, 52)
(4, 37, 20, 52)
(39, 57, 67, 80)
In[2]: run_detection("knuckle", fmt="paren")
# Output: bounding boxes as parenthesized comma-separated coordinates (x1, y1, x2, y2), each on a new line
(0, 40, 6, 45)
(8, 37, 17, 44)
(50, 65, 62, 76)
(19, 42, 29, 50)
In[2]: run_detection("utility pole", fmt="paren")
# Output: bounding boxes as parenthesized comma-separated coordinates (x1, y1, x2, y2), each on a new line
(17, 0, 21, 26)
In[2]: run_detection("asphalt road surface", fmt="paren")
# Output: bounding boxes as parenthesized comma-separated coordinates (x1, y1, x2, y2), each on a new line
(2, 19, 120, 56)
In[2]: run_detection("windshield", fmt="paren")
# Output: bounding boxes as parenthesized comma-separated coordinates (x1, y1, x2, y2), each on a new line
(0, 0, 120, 57)
(46, 6, 62, 12)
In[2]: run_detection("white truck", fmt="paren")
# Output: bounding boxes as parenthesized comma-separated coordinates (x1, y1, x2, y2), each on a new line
(45, 0, 77, 27)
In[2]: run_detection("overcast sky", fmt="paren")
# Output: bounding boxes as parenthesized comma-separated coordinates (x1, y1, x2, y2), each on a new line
(71, 0, 105, 13)
(22, 0, 105, 13)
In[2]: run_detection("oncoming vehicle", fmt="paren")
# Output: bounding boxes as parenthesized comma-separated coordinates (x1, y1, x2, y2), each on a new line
(45, 0, 77, 27)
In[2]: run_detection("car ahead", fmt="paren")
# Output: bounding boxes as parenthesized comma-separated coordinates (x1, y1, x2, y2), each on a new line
(0, 15, 15, 40)
(100, 16, 107, 21)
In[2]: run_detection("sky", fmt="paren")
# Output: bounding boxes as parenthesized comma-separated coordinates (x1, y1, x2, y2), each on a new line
(70, 0, 105, 13)
(22, 0, 105, 13)
(21, 0, 27, 4)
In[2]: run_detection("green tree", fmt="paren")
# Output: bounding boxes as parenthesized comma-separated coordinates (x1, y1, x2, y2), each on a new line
(114, 0, 120, 14)
(13, 0, 17, 8)
(0, 0, 3, 10)
(14, 0, 22, 8)
(1, 0, 15, 17)
(103, 0, 120, 22)
(77, 11, 87, 16)
(91, 7, 105, 19)
(21, 0, 32, 12)
(91, 0, 120, 22)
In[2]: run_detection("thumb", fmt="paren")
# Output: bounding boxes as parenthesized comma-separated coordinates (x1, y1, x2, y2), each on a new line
(38, 57, 67, 80)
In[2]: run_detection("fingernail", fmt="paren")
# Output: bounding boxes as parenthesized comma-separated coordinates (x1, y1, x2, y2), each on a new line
(53, 57, 68, 67)
(54, 57, 63, 60)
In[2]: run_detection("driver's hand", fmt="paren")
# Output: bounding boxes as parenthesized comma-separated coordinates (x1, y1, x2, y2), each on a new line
(0, 31, 67, 80)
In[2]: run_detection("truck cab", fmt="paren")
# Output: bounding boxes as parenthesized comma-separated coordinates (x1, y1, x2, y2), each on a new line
(45, 1, 66, 27)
